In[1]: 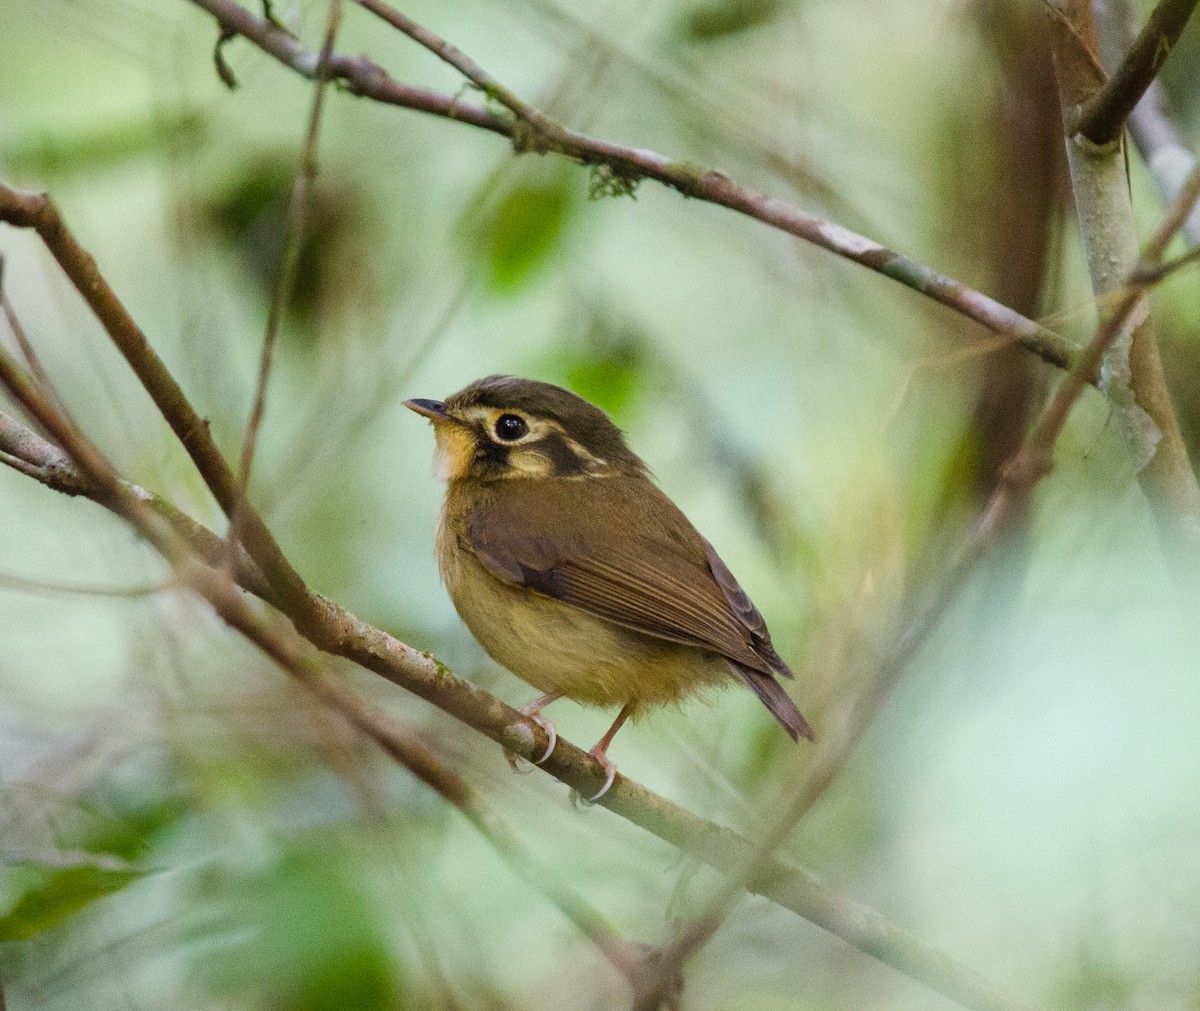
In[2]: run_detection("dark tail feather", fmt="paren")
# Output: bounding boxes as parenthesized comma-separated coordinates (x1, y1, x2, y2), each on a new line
(732, 665, 814, 742)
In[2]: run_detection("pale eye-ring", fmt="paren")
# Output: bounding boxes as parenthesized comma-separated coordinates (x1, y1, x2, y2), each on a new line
(494, 414, 528, 441)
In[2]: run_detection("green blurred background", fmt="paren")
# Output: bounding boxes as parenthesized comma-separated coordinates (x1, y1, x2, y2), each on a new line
(2, 0, 1200, 1007)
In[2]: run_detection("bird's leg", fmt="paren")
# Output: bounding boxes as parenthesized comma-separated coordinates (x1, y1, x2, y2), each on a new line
(505, 692, 563, 772)
(584, 702, 635, 803)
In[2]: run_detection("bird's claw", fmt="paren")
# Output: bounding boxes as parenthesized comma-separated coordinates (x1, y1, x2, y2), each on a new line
(529, 714, 557, 764)
(504, 710, 557, 772)
(582, 748, 617, 804)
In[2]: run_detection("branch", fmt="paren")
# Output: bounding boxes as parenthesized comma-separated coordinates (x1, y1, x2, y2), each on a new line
(1051, 0, 1200, 583)
(1074, 0, 1199, 146)
(1095, 0, 1200, 246)
(229, 0, 341, 565)
(0, 186, 314, 619)
(0, 411, 280, 604)
(0, 203, 1031, 1011)
(183, 0, 1078, 373)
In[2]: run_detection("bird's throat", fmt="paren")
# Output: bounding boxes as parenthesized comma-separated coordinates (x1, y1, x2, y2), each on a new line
(432, 423, 478, 482)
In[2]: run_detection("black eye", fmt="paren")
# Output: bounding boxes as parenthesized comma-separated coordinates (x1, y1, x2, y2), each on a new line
(494, 414, 528, 441)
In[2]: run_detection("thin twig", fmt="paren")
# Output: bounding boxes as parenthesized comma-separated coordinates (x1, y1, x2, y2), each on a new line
(0, 570, 176, 599)
(0, 409, 281, 605)
(1075, 0, 1199, 145)
(0, 259, 53, 394)
(1098, 0, 1200, 246)
(1132, 242, 1200, 282)
(353, 0, 540, 127)
(183, 0, 1078, 372)
(228, 0, 343, 565)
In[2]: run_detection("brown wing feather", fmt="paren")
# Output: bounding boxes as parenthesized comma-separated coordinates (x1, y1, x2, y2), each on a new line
(464, 476, 776, 675)
(702, 538, 793, 680)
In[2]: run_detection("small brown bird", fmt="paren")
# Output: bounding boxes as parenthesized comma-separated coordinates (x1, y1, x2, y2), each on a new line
(406, 375, 812, 799)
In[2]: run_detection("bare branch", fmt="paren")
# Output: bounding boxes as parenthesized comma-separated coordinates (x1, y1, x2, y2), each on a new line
(0, 185, 314, 618)
(0, 409, 280, 605)
(1051, 0, 1200, 581)
(1075, 0, 1199, 146)
(0, 570, 175, 599)
(187, 0, 510, 134)
(183, 0, 1078, 372)
(1095, 0, 1200, 246)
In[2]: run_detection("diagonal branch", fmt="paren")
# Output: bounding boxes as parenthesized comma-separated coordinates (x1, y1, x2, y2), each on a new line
(183, 0, 1078, 372)
(1094, 0, 1200, 246)
(0, 186, 315, 619)
(1074, 0, 1199, 146)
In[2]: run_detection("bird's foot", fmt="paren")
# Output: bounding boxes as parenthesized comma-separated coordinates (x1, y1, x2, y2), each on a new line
(504, 704, 558, 773)
(581, 745, 617, 804)
(527, 711, 557, 764)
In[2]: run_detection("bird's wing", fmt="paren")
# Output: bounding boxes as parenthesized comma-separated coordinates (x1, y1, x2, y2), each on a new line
(463, 477, 774, 675)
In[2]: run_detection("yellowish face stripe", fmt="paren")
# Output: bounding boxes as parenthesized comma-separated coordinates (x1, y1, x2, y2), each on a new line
(429, 405, 615, 481)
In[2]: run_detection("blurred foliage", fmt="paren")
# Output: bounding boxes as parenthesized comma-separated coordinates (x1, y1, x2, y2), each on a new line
(678, 0, 783, 42)
(1, 0, 1200, 1009)
(466, 163, 578, 293)
(188, 839, 403, 1009)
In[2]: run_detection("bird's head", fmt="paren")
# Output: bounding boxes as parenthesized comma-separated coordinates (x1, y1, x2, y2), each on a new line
(405, 375, 646, 483)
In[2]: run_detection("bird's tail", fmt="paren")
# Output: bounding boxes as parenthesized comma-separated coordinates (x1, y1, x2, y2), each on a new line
(732, 665, 814, 742)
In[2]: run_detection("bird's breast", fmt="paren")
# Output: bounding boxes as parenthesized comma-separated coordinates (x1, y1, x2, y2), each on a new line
(435, 496, 728, 710)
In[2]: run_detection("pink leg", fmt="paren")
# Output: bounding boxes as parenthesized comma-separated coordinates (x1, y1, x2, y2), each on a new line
(585, 702, 635, 802)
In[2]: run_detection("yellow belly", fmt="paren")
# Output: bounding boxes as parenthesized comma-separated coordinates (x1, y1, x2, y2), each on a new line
(437, 514, 728, 711)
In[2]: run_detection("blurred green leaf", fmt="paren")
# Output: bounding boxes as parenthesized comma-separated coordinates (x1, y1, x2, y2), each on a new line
(470, 170, 575, 293)
(190, 841, 402, 1009)
(0, 863, 141, 942)
(680, 0, 782, 41)
(0, 786, 181, 941)
(1, 112, 205, 176)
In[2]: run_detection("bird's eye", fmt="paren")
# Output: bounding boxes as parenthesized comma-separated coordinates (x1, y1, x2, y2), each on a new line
(494, 414, 528, 441)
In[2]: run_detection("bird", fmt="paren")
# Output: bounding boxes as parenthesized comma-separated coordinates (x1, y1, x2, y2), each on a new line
(405, 375, 812, 800)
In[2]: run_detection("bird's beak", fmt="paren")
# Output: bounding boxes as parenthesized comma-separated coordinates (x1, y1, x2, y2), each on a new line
(404, 398, 459, 424)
